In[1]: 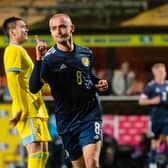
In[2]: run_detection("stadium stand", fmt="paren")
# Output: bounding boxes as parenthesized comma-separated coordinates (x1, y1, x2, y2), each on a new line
(0, 0, 149, 30)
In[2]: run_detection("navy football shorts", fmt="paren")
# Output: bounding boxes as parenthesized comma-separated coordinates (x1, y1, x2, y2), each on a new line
(61, 120, 102, 161)
(151, 120, 168, 139)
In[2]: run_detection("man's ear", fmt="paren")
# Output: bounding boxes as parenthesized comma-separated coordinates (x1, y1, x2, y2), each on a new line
(9, 28, 16, 37)
(71, 24, 75, 33)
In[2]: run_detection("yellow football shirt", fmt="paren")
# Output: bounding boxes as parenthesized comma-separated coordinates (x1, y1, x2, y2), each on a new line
(4, 43, 48, 120)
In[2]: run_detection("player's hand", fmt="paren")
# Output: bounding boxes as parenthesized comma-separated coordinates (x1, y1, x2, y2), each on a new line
(35, 35, 47, 60)
(151, 96, 160, 105)
(95, 79, 108, 92)
(9, 111, 22, 127)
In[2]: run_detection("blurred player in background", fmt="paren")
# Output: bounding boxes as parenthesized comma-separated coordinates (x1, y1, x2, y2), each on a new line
(29, 13, 108, 168)
(2, 17, 51, 168)
(139, 63, 168, 168)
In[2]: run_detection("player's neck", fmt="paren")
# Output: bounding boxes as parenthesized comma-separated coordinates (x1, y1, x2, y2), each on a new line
(10, 39, 22, 46)
(155, 79, 165, 84)
(57, 41, 74, 52)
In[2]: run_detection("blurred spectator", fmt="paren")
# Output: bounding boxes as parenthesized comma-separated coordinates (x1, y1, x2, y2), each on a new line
(112, 62, 144, 96)
(126, 70, 136, 95)
(127, 71, 144, 95)
(112, 62, 129, 95)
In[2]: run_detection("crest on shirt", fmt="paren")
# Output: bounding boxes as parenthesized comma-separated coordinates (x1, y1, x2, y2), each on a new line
(155, 87, 160, 93)
(81, 57, 89, 67)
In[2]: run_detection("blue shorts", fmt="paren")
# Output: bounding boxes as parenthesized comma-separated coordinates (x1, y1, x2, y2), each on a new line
(151, 120, 168, 139)
(60, 120, 102, 161)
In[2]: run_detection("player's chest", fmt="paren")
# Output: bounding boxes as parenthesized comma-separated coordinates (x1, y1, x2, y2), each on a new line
(50, 54, 91, 72)
(21, 54, 33, 74)
(153, 85, 168, 96)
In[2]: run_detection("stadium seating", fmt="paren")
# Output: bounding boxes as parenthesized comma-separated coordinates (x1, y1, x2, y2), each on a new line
(102, 115, 150, 145)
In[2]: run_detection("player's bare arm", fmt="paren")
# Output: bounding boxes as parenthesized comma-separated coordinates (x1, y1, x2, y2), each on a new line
(139, 96, 160, 106)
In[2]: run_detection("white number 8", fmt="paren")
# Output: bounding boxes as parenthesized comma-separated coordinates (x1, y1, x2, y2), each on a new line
(95, 121, 101, 135)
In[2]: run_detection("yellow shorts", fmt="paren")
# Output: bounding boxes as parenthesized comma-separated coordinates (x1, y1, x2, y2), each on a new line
(16, 118, 51, 146)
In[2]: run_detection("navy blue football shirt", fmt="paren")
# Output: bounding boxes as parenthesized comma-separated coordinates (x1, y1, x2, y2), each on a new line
(141, 80, 168, 122)
(30, 44, 102, 134)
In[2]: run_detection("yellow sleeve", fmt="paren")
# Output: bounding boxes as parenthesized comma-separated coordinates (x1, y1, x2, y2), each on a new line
(6, 71, 27, 119)
(4, 47, 22, 72)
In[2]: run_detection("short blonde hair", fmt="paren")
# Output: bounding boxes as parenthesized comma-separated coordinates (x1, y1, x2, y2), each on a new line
(152, 63, 166, 71)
